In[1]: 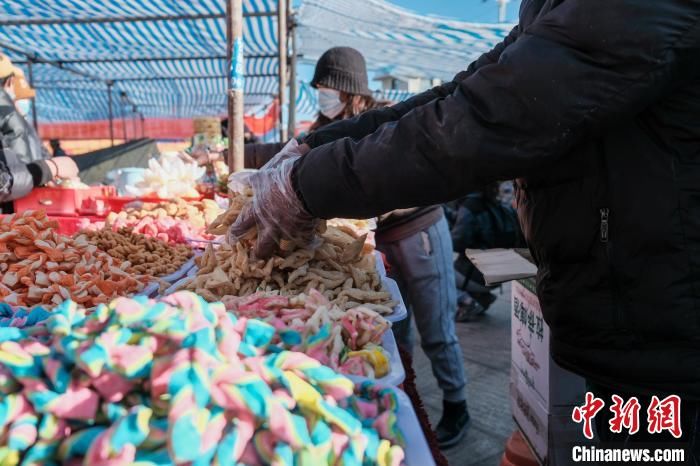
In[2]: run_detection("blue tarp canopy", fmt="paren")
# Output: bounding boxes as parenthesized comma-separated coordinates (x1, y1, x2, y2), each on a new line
(0, 0, 513, 125)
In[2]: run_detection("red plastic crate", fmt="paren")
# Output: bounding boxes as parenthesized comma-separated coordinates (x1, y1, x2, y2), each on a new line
(14, 186, 116, 217)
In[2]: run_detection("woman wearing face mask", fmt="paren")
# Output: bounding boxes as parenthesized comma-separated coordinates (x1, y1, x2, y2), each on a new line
(11, 67, 51, 161)
(243, 47, 377, 169)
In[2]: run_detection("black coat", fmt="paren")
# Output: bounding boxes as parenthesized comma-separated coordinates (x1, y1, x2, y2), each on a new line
(295, 0, 700, 397)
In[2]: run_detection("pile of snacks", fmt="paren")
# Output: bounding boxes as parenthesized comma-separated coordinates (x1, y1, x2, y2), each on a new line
(0, 292, 405, 465)
(82, 199, 222, 245)
(0, 303, 51, 329)
(0, 211, 146, 308)
(327, 217, 377, 252)
(182, 192, 395, 313)
(79, 228, 193, 277)
(224, 289, 392, 377)
(124, 156, 205, 198)
(111, 198, 222, 229)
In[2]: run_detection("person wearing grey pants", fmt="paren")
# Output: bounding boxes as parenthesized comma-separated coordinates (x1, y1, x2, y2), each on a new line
(376, 209, 469, 449)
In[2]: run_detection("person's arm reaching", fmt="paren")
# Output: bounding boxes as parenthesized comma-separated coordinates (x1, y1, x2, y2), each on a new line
(293, 0, 699, 220)
(302, 25, 521, 149)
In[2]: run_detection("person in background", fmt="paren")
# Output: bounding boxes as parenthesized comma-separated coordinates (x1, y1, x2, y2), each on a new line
(49, 139, 66, 158)
(0, 55, 44, 163)
(12, 67, 51, 160)
(243, 46, 471, 449)
(450, 182, 525, 321)
(0, 141, 79, 213)
(243, 47, 378, 170)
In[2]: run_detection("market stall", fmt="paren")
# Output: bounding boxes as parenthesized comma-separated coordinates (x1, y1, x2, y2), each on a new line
(0, 140, 439, 464)
(0, 0, 518, 462)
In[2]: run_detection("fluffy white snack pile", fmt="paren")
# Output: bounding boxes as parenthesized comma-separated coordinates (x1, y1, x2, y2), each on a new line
(125, 155, 205, 199)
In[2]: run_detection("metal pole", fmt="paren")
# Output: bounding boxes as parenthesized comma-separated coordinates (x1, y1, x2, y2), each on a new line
(26, 59, 39, 132)
(287, 16, 297, 138)
(0, 10, 276, 27)
(227, 0, 245, 172)
(497, 0, 509, 22)
(121, 92, 128, 142)
(107, 82, 115, 147)
(277, 0, 288, 142)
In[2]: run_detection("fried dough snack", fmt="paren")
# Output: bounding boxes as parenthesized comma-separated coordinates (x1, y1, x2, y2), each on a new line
(111, 198, 222, 228)
(80, 228, 193, 277)
(180, 192, 396, 313)
(0, 211, 146, 308)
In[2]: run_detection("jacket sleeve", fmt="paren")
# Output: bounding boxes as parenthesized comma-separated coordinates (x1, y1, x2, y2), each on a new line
(244, 142, 286, 169)
(302, 25, 521, 149)
(293, 0, 699, 219)
(0, 110, 41, 163)
(0, 147, 37, 203)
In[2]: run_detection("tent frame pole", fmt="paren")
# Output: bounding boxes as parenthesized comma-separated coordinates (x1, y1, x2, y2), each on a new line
(107, 82, 115, 147)
(277, 0, 288, 142)
(121, 92, 128, 142)
(0, 11, 276, 27)
(287, 11, 297, 138)
(227, 0, 245, 172)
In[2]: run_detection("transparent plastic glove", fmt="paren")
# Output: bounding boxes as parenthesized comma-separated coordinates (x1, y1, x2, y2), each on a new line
(261, 139, 310, 170)
(228, 156, 318, 259)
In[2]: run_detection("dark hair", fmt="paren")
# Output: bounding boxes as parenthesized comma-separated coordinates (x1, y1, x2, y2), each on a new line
(0, 75, 12, 87)
(309, 91, 377, 132)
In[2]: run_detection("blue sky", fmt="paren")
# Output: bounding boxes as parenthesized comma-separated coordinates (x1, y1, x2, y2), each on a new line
(389, 0, 518, 23)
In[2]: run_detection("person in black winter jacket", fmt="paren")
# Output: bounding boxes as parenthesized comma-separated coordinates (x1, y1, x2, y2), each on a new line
(229, 0, 700, 454)
(0, 55, 44, 163)
(239, 47, 470, 447)
(450, 182, 525, 321)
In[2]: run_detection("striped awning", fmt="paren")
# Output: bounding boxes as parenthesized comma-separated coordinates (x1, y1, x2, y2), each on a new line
(298, 0, 513, 81)
(0, 0, 513, 130)
(0, 0, 279, 122)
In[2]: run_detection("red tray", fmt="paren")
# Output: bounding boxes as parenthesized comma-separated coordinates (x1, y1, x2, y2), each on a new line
(14, 186, 116, 217)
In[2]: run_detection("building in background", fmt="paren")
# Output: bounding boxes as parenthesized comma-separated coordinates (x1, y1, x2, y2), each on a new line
(374, 68, 442, 93)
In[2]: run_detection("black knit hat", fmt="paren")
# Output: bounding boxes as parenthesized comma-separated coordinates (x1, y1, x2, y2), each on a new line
(311, 47, 371, 97)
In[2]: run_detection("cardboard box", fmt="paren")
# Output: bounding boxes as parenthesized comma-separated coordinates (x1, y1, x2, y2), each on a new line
(466, 248, 586, 465)
(511, 280, 585, 408)
(511, 379, 589, 466)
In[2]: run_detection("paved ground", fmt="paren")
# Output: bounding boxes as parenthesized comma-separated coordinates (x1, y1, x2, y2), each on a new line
(413, 283, 514, 466)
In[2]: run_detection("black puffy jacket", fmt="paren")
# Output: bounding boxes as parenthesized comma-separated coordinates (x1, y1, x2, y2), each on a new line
(294, 0, 700, 397)
(0, 89, 44, 163)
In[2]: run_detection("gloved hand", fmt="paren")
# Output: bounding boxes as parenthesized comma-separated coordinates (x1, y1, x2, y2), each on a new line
(227, 140, 317, 258)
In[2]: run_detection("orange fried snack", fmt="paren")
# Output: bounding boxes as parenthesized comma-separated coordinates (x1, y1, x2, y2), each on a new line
(0, 210, 148, 308)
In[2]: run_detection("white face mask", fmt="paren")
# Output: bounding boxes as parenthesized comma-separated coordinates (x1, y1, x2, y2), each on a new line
(318, 88, 344, 119)
(16, 99, 30, 116)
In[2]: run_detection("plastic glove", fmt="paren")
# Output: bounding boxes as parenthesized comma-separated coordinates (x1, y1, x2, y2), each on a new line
(261, 139, 310, 170)
(228, 141, 316, 259)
